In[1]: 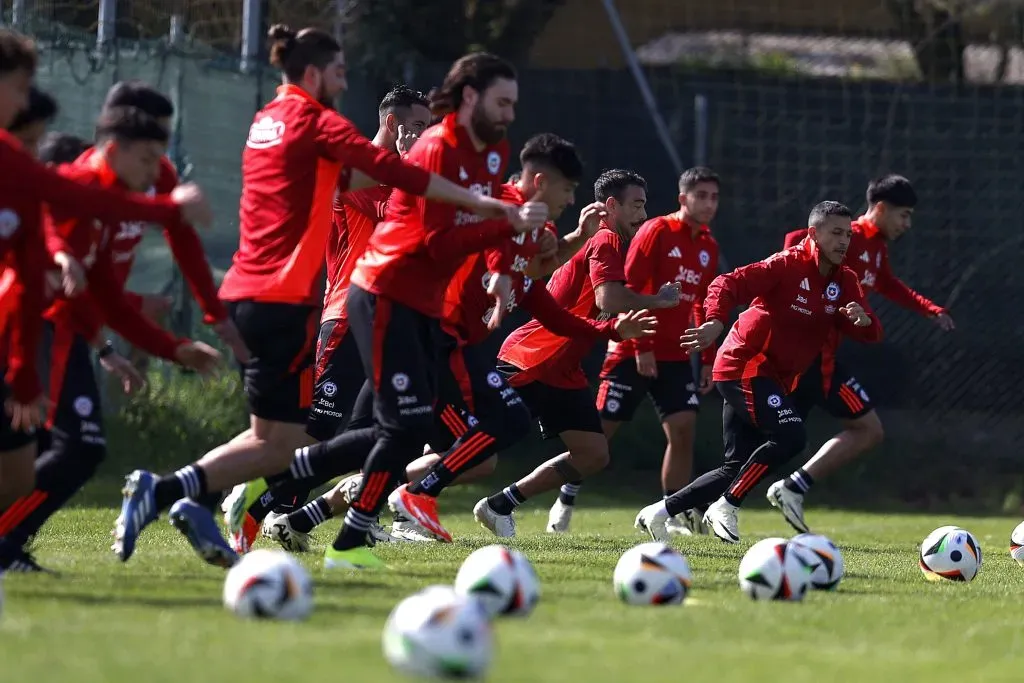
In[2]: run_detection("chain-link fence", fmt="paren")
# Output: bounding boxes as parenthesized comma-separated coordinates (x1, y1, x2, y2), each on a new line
(6, 1, 1022, 492)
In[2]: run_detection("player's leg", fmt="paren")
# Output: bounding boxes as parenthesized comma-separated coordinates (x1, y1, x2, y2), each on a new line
(701, 377, 806, 543)
(475, 384, 606, 538)
(113, 301, 320, 564)
(767, 363, 881, 532)
(0, 332, 105, 572)
(391, 340, 532, 542)
(635, 381, 762, 542)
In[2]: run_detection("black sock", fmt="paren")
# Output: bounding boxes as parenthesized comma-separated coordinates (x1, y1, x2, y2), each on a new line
(288, 496, 333, 534)
(154, 465, 207, 510)
(332, 507, 377, 551)
(271, 489, 310, 515)
(247, 481, 311, 523)
(785, 468, 814, 494)
(193, 489, 222, 512)
(558, 481, 582, 506)
(486, 484, 526, 516)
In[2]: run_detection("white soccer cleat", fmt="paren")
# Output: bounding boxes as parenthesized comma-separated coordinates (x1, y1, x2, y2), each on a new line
(633, 501, 670, 542)
(665, 514, 693, 536)
(390, 517, 437, 543)
(261, 512, 311, 553)
(546, 499, 573, 533)
(766, 480, 810, 533)
(221, 483, 246, 516)
(683, 508, 709, 535)
(703, 497, 740, 544)
(472, 498, 516, 538)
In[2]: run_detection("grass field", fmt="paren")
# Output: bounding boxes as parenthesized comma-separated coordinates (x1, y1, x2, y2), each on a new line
(3, 482, 1024, 683)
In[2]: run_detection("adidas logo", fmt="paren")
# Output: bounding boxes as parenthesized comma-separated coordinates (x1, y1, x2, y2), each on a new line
(799, 278, 810, 291)
(859, 251, 870, 263)
(668, 247, 682, 258)
(688, 394, 700, 406)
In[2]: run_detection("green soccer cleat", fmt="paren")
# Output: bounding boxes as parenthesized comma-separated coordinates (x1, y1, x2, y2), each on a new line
(324, 545, 385, 570)
(225, 478, 269, 554)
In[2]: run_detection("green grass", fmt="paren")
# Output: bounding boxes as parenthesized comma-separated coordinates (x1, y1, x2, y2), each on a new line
(3, 487, 1024, 683)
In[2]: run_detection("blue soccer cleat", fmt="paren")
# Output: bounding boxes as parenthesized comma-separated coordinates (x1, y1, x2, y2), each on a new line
(168, 499, 239, 569)
(112, 469, 159, 562)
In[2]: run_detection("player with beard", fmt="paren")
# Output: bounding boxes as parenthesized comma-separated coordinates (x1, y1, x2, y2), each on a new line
(112, 30, 527, 569)
(473, 169, 682, 538)
(556, 167, 722, 536)
(635, 201, 883, 544)
(766, 175, 952, 533)
(225, 85, 433, 552)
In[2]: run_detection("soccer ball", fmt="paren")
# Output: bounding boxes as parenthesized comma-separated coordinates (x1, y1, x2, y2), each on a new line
(919, 525, 982, 582)
(738, 537, 817, 601)
(454, 545, 540, 618)
(382, 585, 493, 679)
(613, 542, 693, 606)
(222, 548, 313, 620)
(791, 533, 845, 590)
(1010, 522, 1024, 566)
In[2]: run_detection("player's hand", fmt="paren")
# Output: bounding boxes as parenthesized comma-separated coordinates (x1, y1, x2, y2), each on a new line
(396, 124, 419, 155)
(485, 274, 512, 331)
(507, 201, 549, 234)
(53, 251, 87, 297)
(577, 202, 607, 238)
(653, 281, 683, 308)
(170, 183, 213, 228)
(100, 352, 146, 395)
(4, 395, 47, 432)
(934, 312, 955, 331)
(174, 341, 221, 376)
(212, 318, 252, 364)
(536, 228, 558, 262)
(613, 309, 657, 341)
(635, 350, 658, 378)
(841, 302, 871, 327)
(698, 364, 714, 395)
(140, 294, 173, 322)
(680, 320, 724, 353)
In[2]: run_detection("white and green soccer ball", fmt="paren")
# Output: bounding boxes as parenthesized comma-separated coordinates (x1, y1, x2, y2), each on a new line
(382, 585, 493, 679)
(738, 537, 818, 601)
(613, 541, 693, 606)
(1009, 521, 1024, 566)
(791, 533, 845, 590)
(919, 525, 981, 582)
(222, 548, 313, 620)
(454, 545, 540, 619)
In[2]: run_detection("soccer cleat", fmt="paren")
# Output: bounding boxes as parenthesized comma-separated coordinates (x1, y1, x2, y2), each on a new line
(766, 480, 810, 533)
(261, 512, 311, 553)
(169, 499, 239, 568)
(324, 545, 385, 570)
(683, 508, 710, 535)
(112, 469, 159, 562)
(387, 484, 452, 543)
(665, 515, 694, 536)
(703, 497, 740, 544)
(367, 521, 398, 545)
(225, 478, 269, 555)
(546, 499, 574, 533)
(1, 550, 56, 574)
(220, 482, 246, 516)
(634, 501, 670, 542)
(390, 514, 437, 543)
(472, 498, 516, 538)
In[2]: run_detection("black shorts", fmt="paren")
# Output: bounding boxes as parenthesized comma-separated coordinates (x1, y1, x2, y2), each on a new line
(228, 300, 319, 424)
(791, 358, 874, 420)
(45, 324, 106, 451)
(496, 362, 602, 440)
(717, 377, 804, 467)
(307, 319, 365, 441)
(346, 285, 440, 440)
(597, 357, 699, 422)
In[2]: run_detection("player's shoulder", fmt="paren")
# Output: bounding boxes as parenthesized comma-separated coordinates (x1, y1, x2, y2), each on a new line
(497, 182, 525, 205)
(156, 157, 178, 192)
(589, 227, 623, 250)
(58, 161, 100, 184)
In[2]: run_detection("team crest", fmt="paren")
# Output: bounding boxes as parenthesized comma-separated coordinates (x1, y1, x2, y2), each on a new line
(825, 282, 840, 301)
(698, 250, 710, 267)
(487, 151, 501, 175)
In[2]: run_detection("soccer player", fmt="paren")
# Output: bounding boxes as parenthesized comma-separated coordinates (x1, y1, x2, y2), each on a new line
(0, 106, 222, 572)
(634, 201, 883, 544)
(472, 169, 682, 538)
(112, 32, 534, 568)
(766, 175, 952, 532)
(38, 132, 90, 165)
(564, 166, 722, 536)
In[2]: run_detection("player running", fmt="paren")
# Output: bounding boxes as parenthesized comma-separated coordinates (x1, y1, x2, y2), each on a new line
(559, 166, 722, 536)
(113, 39, 539, 568)
(634, 201, 883, 544)
(766, 175, 952, 533)
(473, 169, 682, 538)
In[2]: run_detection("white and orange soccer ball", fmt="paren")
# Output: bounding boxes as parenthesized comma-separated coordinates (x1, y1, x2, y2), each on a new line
(791, 533, 845, 590)
(738, 537, 817, 601)
(613, 542, 693, 606)
(222, 548, 313, 620)
(1010, 522, 1024, 565)
(919, 525, 982, 582)
(454, 545, 540, 619)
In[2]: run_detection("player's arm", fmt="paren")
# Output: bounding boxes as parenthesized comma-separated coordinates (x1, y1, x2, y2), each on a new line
(835, 275, 883, 343)
(593, 236, 679, 315)
(4, 219, 48, 405)
(783, 228, 808, 249)
(522, 283, 656, 342)
(874, 246, 946, 317)
(161, 218, 228, 324)
(692, 243, 721, 366)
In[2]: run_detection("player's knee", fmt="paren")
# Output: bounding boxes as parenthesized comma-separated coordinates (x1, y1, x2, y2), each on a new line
(662, 412, 697, 447)
(850, 410, 884, 449)
(570, 444, 610, 476)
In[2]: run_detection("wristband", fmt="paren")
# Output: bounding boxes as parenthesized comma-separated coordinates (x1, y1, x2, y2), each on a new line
(98, 341, 115, 359)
